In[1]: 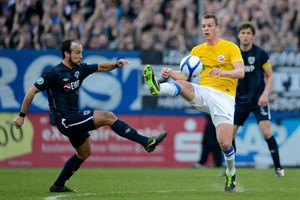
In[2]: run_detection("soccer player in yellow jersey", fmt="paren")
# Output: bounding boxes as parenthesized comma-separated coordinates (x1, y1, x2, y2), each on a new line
(143, 13, 245, 192)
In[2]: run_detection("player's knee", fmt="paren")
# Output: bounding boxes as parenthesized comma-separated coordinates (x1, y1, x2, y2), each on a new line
(77, 149, 91, 160)
(76, 139, 92, 160)
(263, 131, 273, 139)
(260, 126, 272, 139)
(218, 137, 232, 150)
(104, 111, 118, 124)
(176, 80, 191, 90)
(176, 80, 194, 100)
(94, 111, 118, 125)
(100, 111, 116, 119)
(219, 141, 231, 151)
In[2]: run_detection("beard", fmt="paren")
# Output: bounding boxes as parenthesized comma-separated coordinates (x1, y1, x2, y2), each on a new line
(69, 57, 79, 67)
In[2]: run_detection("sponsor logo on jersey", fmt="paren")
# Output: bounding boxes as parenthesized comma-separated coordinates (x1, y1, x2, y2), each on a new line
(83, 110, 91, 115)
(218, 55, 225, 62)
(74, 71, 79, 79)
(64, 83, 71, 91)
(248, 57, 255, 64)
(63, 80, 80, 91)
(36, 77, 44, 85)
(244, 65, 255, 72)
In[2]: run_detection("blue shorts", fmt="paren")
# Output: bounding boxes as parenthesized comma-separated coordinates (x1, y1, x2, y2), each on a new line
(56, 110, 96, 148)
(234, 104, 271, 126)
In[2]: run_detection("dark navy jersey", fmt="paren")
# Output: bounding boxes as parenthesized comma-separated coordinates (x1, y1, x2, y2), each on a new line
(236, 44, 270, 106)
(34, 62, 98, 125)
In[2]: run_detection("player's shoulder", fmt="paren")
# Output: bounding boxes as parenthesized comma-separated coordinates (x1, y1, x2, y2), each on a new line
(43, 63, 68, 78)
(252, 44, 267, 53)
(219, 39, 238, 47)
(51, 63, 65, 71)
(192, 43, 205, 50)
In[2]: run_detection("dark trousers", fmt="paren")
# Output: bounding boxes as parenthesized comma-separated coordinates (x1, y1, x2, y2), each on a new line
(199, 115, 222, 167)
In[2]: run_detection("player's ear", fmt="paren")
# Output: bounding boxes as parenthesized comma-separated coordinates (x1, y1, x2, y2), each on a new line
(64, 51, 70, 58)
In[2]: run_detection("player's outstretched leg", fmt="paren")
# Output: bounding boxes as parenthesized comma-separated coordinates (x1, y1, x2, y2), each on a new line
(143, 64, 160, 96)
(144, 132, 167, 153)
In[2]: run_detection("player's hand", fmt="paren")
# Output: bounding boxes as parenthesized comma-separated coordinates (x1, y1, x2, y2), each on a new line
(161, 67, 172, 79)
(258, 95, 268, 106)
(209, 68, 223, 78)
(14, 116, 24, 129)
(116, 59, 129, 68)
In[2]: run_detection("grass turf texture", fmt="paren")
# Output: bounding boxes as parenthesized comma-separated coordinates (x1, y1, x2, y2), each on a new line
(0, 167, 299, 200)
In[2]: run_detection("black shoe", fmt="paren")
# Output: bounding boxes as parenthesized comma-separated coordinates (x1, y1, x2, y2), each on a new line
(144, 132, 167, 153)
(224, 172, 236, 192)
(49, 184, 76, 192)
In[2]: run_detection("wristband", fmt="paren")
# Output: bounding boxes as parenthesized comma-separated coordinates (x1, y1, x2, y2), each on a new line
(19, 112, 26, 118)
(115, 63, 119, 68)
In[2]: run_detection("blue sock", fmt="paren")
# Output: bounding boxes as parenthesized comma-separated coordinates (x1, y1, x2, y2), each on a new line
(111, 119, 148, 145)
(54, 154, 84, 187)
(223, 146, 235, 157)
(172, 83, 182, 96)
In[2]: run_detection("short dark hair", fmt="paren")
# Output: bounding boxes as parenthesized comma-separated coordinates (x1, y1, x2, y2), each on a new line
(61, 39, 81, 59)
(202, 13, 220, 26)
(237, 21, 256, 35)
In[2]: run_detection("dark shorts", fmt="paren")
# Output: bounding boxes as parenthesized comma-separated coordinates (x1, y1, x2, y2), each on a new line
(56, 110, 96, 148)
(234, 104, 271, 126)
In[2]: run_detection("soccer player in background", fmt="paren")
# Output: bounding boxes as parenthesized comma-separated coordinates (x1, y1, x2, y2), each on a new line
(14, 39, 167, 192)
(230, 21, 284, 177)
(143, 13, 245, 192)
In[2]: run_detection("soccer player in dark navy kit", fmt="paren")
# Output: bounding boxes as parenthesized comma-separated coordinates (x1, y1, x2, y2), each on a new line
(227, 22, 284, 177)
(14, 39, 167, 192)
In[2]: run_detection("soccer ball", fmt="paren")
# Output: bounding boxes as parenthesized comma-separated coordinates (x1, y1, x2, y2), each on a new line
(179, 55, 203, 79)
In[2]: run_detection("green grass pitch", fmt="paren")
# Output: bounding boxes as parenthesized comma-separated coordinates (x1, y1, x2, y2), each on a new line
(0, 167, 299, 200)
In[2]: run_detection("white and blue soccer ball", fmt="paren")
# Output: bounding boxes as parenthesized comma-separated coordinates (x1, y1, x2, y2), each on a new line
(179, 55, 203, 79)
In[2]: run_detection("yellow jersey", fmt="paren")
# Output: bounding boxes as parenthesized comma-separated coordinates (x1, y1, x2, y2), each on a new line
(190, 39, 243, 97)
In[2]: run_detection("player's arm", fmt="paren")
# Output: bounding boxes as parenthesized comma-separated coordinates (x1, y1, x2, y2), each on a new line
(209, 61, 245, 79)
(97, 59, 129, 72)
(161, 68, 188, 81)
(258, 65, 273, 106)
(14, 85, 41, 129)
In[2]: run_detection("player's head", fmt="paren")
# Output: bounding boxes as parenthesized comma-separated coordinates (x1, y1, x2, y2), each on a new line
(61, 39, 81, 58)
(201, 13, 220, 41)
(237, 21, 256, 46)
(237, 21, 256, 35)
(61, 39, 83, 66)
(202, 13, 220, 26)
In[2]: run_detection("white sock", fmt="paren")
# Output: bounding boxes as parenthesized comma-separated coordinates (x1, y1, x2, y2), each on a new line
(160, 83, 181, 96)
(225, 152, 236, 175)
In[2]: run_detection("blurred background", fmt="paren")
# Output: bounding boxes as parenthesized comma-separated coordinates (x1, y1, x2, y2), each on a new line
(0, 0, 299, 168)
